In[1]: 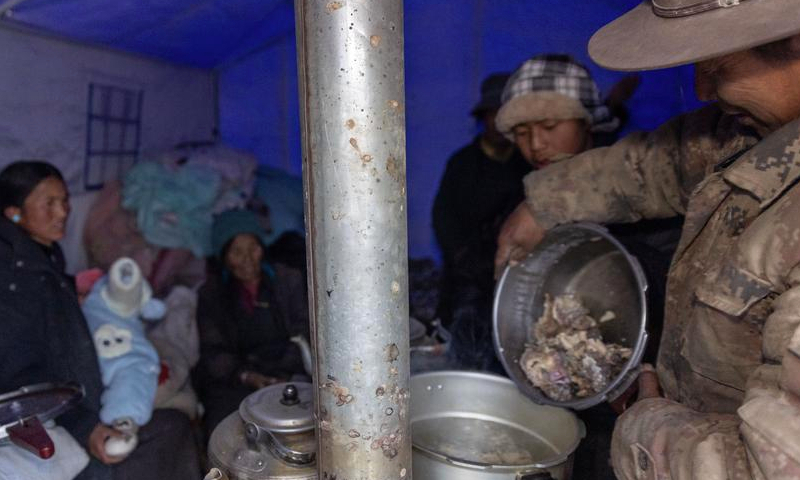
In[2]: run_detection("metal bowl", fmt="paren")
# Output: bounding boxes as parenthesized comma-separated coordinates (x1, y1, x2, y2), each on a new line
(493, 223, 648, 410)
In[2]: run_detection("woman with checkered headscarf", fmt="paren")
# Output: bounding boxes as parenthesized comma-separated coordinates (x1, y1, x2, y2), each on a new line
(496, 54, 620, 169)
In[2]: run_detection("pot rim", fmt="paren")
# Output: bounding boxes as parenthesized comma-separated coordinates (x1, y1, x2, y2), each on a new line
(492, 222, 649, 410)
(410, 371, 585, 471)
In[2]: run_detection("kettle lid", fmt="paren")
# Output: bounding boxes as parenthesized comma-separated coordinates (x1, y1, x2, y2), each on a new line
(0, 382, 84, 437)
(239, 383, 314, 434)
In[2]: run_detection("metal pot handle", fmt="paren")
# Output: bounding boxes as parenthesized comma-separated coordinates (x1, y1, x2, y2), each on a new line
(244, 422, 315, 466)
(409, 320, 452, 354)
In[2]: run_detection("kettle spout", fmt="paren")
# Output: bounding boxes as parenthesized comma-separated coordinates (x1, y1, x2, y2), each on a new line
(290, 336, 314, 377)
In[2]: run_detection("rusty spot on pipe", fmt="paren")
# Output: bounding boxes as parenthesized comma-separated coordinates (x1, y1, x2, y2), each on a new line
(375, 385, 386, 397)
(348, 429, 361, 438)
(326, 1, 343, 13)
(349, 137, 373, 164)
(370, 35, 381, 47)
(323, 379, 355, 406)
(386, 155, 400, 182)
(370, 429, 402, 459)
(385, 343, 400, 362)
(345, 119, 356, 129)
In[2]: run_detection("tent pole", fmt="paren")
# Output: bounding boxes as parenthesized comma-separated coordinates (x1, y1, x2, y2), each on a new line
(294, 0, 411, 478)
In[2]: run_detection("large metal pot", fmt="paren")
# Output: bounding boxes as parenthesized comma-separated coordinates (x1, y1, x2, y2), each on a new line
(208, 383, 317, 480)
(411, 371, 584, 480)
(493, 223, 648, 410)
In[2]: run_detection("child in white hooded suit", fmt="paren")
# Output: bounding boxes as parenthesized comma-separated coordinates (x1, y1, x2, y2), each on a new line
(81, 257, 165, 456)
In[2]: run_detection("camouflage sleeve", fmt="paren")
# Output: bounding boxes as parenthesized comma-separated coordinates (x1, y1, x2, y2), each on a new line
(736, 285, 800, 479)
(612, 188, 800, 480)
(610, 398, 745, 480)
(611, 364, 800, 480)
(522, 105, 748, 229)
(736, 181, 800, 479)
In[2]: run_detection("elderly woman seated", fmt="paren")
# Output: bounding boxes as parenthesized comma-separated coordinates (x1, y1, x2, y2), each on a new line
(194, 209, 309, 436)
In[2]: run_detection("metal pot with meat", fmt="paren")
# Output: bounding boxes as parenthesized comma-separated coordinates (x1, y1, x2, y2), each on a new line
(493, 222, 649, 410)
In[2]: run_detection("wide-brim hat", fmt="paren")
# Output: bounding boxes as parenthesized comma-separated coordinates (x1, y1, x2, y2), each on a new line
(589, 0, 800, 72)
(471, 73, 511, 116)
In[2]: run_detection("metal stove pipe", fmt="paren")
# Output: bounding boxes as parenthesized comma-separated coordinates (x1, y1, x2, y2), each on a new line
(294, 1, 410, 479)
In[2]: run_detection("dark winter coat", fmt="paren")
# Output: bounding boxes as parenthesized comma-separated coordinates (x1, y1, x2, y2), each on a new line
(0, 217, 103, 446)
(433, 137, 531, 287)
(195, 263, 308, 387)
(194, 263, 309, 434)
(432, 137, 530, 331)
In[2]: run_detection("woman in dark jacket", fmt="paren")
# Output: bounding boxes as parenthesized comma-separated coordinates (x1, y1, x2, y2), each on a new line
(0, 161, 200, 480)
(195, 209, 309, 436)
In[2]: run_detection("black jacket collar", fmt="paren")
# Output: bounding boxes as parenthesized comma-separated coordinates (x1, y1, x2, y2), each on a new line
(0, 217, 66, 274)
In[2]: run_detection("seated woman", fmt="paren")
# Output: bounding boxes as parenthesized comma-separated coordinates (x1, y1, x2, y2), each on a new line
(0, 160, 201, 480)
(194, 209, 309, 436)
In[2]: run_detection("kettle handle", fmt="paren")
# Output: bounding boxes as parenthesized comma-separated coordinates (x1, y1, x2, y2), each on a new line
(244, 422, 315, 466)
(8, 417, 55, 459)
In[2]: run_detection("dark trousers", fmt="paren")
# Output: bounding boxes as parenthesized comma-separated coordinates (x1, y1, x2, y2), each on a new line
(77, 409, 201, 480)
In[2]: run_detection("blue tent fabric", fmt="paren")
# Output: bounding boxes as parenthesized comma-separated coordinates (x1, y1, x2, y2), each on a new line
(10, 0, 294, 69)
(6, 0, 703, 260)
(254, 166, 305, 246)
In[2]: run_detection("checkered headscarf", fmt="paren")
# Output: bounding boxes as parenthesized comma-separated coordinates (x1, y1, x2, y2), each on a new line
(497, 54, 618, 135)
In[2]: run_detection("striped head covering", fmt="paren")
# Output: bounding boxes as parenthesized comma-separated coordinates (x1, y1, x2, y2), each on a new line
(496, 54, 618, 137)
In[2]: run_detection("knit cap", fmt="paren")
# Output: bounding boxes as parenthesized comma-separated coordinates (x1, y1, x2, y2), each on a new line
(496, 54, 618, 138)
(211, 209, 269, 258)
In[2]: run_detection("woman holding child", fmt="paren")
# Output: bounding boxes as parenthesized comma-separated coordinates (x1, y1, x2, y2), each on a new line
(0, 160, 200, 480)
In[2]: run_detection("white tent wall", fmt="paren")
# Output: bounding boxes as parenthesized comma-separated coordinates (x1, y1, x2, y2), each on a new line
(0, 24, 217, 193)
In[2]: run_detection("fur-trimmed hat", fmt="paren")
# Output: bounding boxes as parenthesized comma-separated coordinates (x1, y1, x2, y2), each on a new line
(496, 54, 618, 138)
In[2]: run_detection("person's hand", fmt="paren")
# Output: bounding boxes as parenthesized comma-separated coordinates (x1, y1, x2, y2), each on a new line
(88, 423, 127, 465)
(636, 363, 661, 401)
(609, 363, 661, 414)
(494, 202, 547, 278)
(240, 370, 281, 390)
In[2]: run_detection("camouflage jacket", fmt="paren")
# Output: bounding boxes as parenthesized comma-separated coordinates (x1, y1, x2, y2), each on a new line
(523, 104, 800, 479)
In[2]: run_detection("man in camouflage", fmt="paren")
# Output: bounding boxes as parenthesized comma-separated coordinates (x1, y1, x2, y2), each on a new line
(495, 1, 800, 478)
